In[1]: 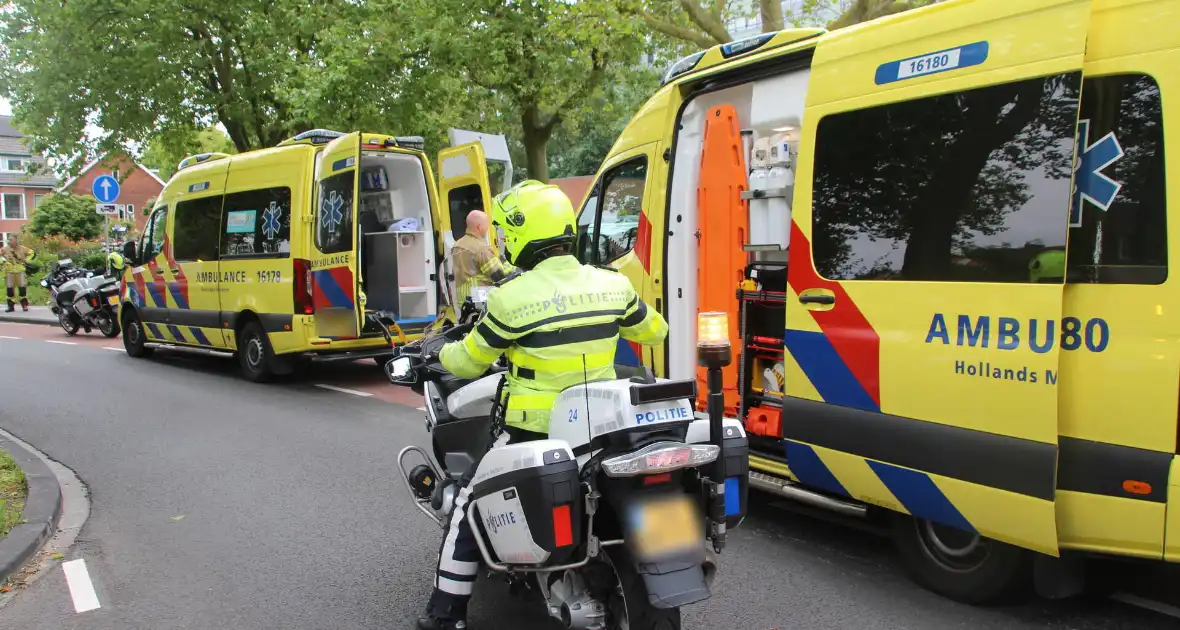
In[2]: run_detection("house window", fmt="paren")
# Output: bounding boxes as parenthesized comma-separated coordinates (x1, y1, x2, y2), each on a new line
(2, 193, 25, 220)
(33, 194, 45, 209)
(2, 158, 25, 172)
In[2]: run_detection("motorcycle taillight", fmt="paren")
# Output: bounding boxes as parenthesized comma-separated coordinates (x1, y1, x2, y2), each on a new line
(87, 295, 99, 308)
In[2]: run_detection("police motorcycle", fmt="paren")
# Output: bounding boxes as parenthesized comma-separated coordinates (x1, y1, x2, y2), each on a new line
(50, 260, 121, 337)
(40, 258, 88, 316)
(384, 307, 749, 630)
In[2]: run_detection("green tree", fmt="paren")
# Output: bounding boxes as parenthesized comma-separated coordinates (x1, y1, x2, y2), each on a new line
(0, 0, 349, 173)
(26, 193, 104, 241)
(404, 0, 654, 183)
(140, 127, 237, 181)
(628, 0, 940, 49)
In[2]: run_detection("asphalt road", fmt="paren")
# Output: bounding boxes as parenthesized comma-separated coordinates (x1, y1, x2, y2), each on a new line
(0, 322, 1176, 629)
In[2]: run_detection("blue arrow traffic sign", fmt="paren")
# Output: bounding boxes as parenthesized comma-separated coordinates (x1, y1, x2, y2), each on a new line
(93, 174, 121, 203)
(1070, 120, 1124, 228)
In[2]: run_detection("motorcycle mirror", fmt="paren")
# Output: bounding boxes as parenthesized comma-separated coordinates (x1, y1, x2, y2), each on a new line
(39, 279, 48, 287)
(385, 356, 416, 384)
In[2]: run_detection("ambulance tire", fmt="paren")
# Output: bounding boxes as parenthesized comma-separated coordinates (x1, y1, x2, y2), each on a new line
(121, 309, 153, 358)
(237, 321, 291, 383)
(892, 514, 1031, 605)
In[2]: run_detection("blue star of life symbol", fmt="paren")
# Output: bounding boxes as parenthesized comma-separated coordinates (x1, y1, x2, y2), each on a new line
(1070, 119, 1125, 228)
(320, 190, 345, 233)
(262, 202, 282, 240)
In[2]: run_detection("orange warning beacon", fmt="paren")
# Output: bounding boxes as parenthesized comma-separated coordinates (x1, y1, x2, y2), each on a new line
(695, 104, 748, 414)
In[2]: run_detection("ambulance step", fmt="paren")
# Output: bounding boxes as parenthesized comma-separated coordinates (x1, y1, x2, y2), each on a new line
(309, 347, 395, 363)
(748, 471, 867, 519)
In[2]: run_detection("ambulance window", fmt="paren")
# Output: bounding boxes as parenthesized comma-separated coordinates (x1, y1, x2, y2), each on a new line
(575, 189, 599, 264)
(145, 207, 168, 258)
(1066, 74, 1166, 285)
(173, 195, 223, 261)
(221, 187, 292, 258)
(317, 172, 354, 254)
(448, 184, 484, 241)
(577, 158, 647, 264)
(811, 72, 1081, 282)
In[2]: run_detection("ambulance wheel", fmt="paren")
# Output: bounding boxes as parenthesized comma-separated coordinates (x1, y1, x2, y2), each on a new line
(237, 321, 287, 383)
(121, 310, 153, 358)
(598, 544, 681, 630)
(892, 514, 1031, 604)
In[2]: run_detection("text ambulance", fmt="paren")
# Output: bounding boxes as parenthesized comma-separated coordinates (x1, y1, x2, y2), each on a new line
(574, 0, 1180, 603)
(119, 130, 496, 382)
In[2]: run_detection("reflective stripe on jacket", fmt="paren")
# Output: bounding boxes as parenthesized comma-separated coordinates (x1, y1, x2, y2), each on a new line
(439, 255, 668, 433)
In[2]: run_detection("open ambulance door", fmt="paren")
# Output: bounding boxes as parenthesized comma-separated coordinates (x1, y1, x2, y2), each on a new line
(437, 143, 494, 311)
(782, 0, 1092, 561)
(313, 132, 364, 340)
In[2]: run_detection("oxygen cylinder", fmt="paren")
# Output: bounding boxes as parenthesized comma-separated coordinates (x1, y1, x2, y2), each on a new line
(748, 167, 770, 245)
(767, 164, 792, 250)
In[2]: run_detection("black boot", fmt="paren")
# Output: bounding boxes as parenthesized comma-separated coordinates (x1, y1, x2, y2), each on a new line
(4, 287, 13, 312)
(415, 617, 466, 630)
(19, 291, 28, 312)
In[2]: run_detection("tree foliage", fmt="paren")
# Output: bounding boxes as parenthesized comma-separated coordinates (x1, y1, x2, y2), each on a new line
(627, 0, 940, 49)
(0, 0, 346, 173)
(26, 193, 104, 241)
(140, 127, 237, 182)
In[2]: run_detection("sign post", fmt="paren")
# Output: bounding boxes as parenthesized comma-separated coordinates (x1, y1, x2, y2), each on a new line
(92, 175, 121, 255)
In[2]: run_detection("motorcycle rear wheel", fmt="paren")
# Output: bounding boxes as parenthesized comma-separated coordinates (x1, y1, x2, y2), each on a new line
(594, 545, 681, 630)
(97, 311, 120, 338)
(58, 310, 80, 336)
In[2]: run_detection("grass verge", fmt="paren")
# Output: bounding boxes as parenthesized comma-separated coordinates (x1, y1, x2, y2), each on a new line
(0, 447, 27, 538)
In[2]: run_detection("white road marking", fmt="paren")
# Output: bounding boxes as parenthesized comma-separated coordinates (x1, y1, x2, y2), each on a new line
(416, 407, 427, 411)
(0, 335, 20, 339)
(314, 384, 373, 397)
(61, 558, 101, 613)
(46, 340, 76, 345)
(102, 346, 122, 351)
(1111, 593, 1180, 620)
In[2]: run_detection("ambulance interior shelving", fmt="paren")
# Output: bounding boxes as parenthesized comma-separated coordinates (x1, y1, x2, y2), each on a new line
(354, 152, 437, 325)
(667, 69, 809, 439)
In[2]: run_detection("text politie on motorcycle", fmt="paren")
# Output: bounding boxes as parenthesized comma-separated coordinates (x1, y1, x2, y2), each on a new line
(417, 180, 670, 630)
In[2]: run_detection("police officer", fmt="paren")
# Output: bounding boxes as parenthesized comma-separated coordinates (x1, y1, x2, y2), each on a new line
(416, 181, 668, 630)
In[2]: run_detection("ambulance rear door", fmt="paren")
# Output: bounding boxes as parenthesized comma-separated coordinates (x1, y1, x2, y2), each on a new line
(782, 0, 1093, 556)
(312, 132, 363, 340)
(437, 143, 494, 307)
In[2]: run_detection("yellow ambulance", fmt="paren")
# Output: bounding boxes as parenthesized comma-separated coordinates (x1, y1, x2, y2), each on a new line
(579, 0, 1179, 603)
(118, 130, 496, 382)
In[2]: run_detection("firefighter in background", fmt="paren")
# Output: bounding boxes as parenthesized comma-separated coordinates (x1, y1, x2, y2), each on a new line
(1, 234, 35, 312)
(416, 181, 668, 630)
(450, 209, 515, 308)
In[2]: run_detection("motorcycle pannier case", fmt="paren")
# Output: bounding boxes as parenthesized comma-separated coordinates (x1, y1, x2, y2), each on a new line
(469, 439, 583, 566)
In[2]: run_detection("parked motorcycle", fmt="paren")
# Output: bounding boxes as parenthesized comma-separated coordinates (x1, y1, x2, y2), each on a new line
(40, 258, 88, 316)
(385, 307, 748, 630)
(49, 263, 121, 337)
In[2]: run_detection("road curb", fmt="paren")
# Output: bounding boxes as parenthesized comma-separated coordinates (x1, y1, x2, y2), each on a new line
(0, 434, 63, 584)
(0, 315, 58, 327)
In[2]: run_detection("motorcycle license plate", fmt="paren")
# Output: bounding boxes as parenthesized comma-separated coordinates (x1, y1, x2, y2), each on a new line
(627, 494, 702, 560)
(106, 295, 119, 306)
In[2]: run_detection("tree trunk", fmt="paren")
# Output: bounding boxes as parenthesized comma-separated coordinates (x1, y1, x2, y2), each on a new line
(759, 0, 785, 32)
(521, 106, 553, 183)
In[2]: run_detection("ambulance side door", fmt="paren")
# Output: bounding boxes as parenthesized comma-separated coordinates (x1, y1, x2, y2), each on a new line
(167, 163, 230, 348)
(437, 142, 494, 306)
(784, 0, 1092, 556)
(574, 143, 658, 368)
(313, 132, 364, 340)
(1059, 0, 1178, 560)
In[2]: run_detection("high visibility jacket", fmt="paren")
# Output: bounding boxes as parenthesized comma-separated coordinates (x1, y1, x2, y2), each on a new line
(0, 245, 34, 275)
(440, 255, 668, 434)
(451, 232, 514, 307)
